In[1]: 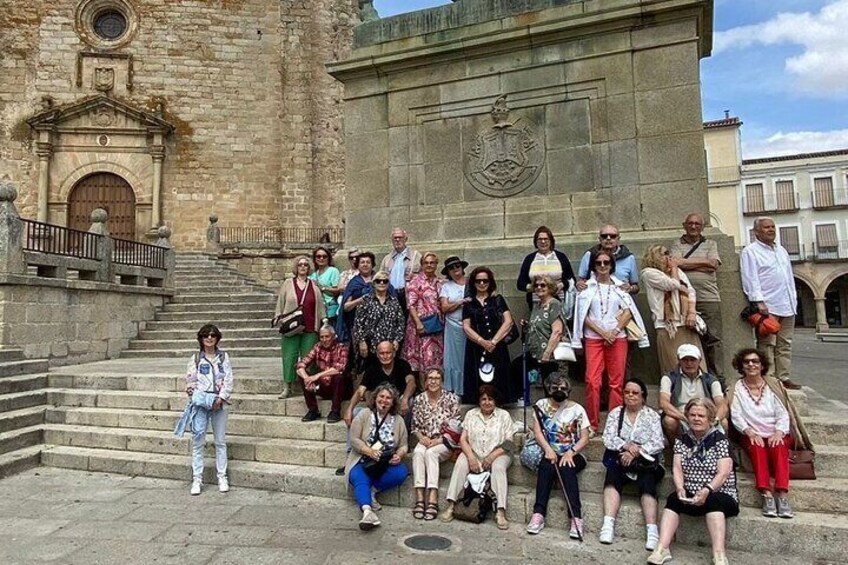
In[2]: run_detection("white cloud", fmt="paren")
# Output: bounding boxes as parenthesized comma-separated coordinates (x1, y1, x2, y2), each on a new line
(744, 129, 848, 158)
(715, 1, 848, 96)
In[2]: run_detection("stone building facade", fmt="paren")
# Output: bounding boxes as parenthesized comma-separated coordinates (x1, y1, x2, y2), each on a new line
(0, 0, 356, 248)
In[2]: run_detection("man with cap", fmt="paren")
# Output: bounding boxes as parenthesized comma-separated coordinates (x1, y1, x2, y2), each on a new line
(658, 344, 728, 441)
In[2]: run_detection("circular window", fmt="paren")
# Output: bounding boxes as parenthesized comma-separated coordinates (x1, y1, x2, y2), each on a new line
(75, 0, 137, 49)
(93, 11, 127, 40)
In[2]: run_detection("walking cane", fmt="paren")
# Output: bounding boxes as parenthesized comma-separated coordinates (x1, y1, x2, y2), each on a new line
(521, 319, 529, 432)
(554, 455, 584, 542)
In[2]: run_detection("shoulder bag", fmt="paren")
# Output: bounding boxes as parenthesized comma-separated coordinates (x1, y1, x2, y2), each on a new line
(601, 408, 660, 473)
(615, 308, 645, 342)
(361, 410, 396, 479)
(419, 313, 444, 335)
(453, 471, 496, 523)
(278, 280, 310, 337)
(553, 323, 577, 362)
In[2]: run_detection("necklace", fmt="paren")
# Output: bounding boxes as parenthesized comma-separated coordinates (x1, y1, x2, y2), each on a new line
(741, 378, 766, 406)
(597, 282, 613, 316)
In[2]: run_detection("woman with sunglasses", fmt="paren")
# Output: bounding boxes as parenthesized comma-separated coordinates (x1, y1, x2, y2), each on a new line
(523, 275, 564, 381)
(572, 250, 649, 432)
(641, 244, 704, 374)
(526, 373, 590, 539)
(439, 256, 470, 395)
(309, 246, 341, 326)
(274, 256, 326, 399)
(352, 270, 405, 359)
(599, 378, 665, 549)
(461, 266, 516, 405)
(403, 252, 444, 374)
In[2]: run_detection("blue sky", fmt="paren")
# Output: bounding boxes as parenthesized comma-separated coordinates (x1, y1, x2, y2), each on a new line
(374, 0, 848, 159)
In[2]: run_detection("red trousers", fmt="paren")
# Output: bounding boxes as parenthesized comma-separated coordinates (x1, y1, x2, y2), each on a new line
(303, 375, 345, 413)
(584, 337, 627, 430)
(741, 435, 790, 492)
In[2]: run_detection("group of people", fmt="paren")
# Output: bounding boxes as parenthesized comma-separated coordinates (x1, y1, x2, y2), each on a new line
(181, 214, 810, 565)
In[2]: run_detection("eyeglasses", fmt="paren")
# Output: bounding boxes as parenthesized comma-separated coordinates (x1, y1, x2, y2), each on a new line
(373, 279, 389, 284)
(623, 390, 642, 396)
(315, 254, 329, 259)
(595, 260, 610, 266)
(534, 283, 547, 289)
(549, 386, 569, 392)
(742, 358, 761, 365)
(297, 263, 309, 268)
(685, 222, 703, 227)
(600, 233, 619, 240)
(201, 334, 218, 339)
(474, 279, 490, 284)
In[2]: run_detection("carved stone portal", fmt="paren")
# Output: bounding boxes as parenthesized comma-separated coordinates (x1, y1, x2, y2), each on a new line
(464, 95, 545, 198)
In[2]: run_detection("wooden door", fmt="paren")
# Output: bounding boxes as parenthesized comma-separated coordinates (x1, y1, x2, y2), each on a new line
(68, 173, 136, 240)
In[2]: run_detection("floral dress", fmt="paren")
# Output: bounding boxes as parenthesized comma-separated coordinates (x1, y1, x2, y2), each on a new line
(411, 391, 461, 438)
(351, 293, 405, 351)
(403, 273, 444, 371)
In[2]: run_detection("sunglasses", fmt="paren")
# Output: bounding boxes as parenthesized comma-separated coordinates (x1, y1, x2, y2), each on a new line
(315, 254, 329, 259)
(600, 233, 619, 240)
(201, 334, 218, 339)
(742, 358, 761, 365)
(595, 260, 611, 266)
(373, 279, 389, 284)
(474, 279, 490, 284)
(534, 283, 547, 288)
(623, 390, 642, 396)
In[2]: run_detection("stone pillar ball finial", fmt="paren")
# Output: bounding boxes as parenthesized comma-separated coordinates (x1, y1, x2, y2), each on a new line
(157, 225, 172, 239)
(90, 208, 109, 223)
(209, 214, 219, 224)
(0, 181, 17, 202)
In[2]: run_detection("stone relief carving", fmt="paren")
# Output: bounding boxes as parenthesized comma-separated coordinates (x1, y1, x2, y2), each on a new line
(91, 105, 114, 127)
(464, 95, 544, 198)
(94, 67, 115, 92)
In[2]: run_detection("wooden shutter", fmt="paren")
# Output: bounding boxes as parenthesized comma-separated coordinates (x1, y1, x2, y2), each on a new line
(814, 177, 834, 208)
(745, 183, 764, 213)
(779, 226, 800, 256)
(816, 223, 839, 250)
(775, 180, 795, 210)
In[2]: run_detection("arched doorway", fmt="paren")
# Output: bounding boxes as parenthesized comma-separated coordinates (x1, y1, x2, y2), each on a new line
(794, 277, 816, 328)
(68, 172, 136, 240)
(824, 273, 848, 328)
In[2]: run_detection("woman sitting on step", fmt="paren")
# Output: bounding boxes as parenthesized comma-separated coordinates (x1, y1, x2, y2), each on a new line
(184, 324, 234, 496)
(728, 348, 812, 520)
(648, 398, 738, 565)
(345, 383, 409, 531)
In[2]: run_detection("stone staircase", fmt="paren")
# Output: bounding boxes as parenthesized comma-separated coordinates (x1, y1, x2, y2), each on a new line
(120, 252, 279, 358)
(0, 348, 50, 479)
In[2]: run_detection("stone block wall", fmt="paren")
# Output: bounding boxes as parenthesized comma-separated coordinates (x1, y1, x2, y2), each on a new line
(0, 276, 168, 364)
(0, 0, 356, 249)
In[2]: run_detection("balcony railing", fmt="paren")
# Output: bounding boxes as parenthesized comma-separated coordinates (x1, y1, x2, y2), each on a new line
(742, 192, 800, 215)
(812, 187, 848, 209)
(22, 219, 100, 260)
(707, 166, 740, 184)
(218, 226, 345, 246)
(812, 241, 848, 262)
(113, 237, 167, 270)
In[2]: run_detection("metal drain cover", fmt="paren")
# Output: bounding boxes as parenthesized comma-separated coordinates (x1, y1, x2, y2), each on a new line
(404, 534, 452, 551)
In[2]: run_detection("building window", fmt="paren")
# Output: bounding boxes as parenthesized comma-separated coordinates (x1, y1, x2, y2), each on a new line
(75, 0, 137, 49)
(93, 10, 127, 41)
(779, 226, 801, 261)
(813, 177, 835, 208)
(775, 180, 796, 210)
(745, 183, 764, 214)
(815, 223, 839, 259)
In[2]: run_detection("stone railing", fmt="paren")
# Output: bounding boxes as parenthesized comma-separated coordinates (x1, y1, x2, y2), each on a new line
(0, 183, 175, 288)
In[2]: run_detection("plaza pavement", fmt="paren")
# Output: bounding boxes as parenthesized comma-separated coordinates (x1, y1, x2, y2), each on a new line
(0, 468, 822, 565)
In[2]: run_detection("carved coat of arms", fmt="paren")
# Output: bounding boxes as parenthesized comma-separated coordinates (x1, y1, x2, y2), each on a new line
(464, 95, 545, 198)
(94, 67, 115, 92)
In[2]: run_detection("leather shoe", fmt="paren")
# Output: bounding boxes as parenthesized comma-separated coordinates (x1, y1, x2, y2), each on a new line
(301, 410, 321, 422)
(782, 379, 802, 390)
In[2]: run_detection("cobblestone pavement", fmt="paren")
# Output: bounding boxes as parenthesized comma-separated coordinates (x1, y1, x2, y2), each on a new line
(0, 468, 818, 565)
(791, 329, 848, 406)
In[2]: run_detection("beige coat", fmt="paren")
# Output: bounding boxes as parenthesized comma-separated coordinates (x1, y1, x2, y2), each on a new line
(344, 407, 409, 482)
(274, 277, 326, 333)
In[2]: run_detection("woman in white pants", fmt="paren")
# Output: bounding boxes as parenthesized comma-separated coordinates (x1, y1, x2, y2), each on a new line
(185, 324, 233, 495)
(410, 366, 461, 520)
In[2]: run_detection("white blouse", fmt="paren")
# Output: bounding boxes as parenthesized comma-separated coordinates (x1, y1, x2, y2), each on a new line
(585, 282, 626, 340)
(731, 380, 790, 437)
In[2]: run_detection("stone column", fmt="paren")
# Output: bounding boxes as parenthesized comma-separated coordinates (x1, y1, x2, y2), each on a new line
(815, 297, 829, 332)
(0, 181, 25, 275)
(35, 141, 52, 223)
(156, 226, 175, 289)
(88, 208, 113, 283)
(149, 140, 165, 232)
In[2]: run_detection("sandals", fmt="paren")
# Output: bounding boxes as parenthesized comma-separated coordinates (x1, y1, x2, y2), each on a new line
(424, 502, 439, 521)
(412, 501, 426, 520)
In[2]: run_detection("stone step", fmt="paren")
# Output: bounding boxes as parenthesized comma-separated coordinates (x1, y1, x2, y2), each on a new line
(0, 348, 25, 362)
(47, 374, 284, 394)
(120, 347, 279, 358)
(805, 417, 848, 446)
(38, 445, 848, 561)
(160, 301, 274, 313)
(0, 405, 47, 434)
(144, 319, 270, 331)
(0, 374, 49, 395)
(0, 425, 42, 457)
(0, 445, 42, 480)
(0, 390, 47, 413)
(155, 309, 271, 321)
(138, 328, 273, 341)
(0, 359, 50, 378)
(171, 292, 275, 304)
(128, 337, 279, 350)
(817, 445, 848, 479)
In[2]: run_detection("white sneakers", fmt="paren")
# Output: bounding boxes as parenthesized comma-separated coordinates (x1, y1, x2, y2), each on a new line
(190, 477, 230, 495)
(218, 477, 230, 493)
(645, 528, 660, 551)
(598, 522, 614, 544)
(190, 479, 202, 496)
(359, 508, 381, 531)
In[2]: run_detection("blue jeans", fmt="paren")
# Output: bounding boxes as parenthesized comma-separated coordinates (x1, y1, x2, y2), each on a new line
(191, 406, 228, 480)
(349, 462, 409, 507)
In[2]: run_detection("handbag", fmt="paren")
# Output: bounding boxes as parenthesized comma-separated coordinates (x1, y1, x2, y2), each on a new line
(453, 472, 496, 523)
(441, 418, 463, 451)
(553, 324, 576, 362)
(420, 313, 444, 335)
(519, 406, 552, 472)
(361, 410, 395, 479)
(788, 448, 816, 480)
(616, 309, 645, 342)
(277, 280, 310, 337)
(601, 408, 661, 473)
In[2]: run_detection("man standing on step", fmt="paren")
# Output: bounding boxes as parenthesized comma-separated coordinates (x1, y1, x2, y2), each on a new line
(380, 227, 421, 318)
(297, 324, 349, 424)
(671, 212, 725, 384)
(740, 217, 802, 389)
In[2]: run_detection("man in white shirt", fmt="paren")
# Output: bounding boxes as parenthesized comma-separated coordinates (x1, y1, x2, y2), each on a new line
(380, 227, 420, 317)
(740, 217, 801, 389)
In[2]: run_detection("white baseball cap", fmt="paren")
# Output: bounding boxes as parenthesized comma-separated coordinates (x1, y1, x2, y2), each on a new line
(677, 344, 702, 360)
